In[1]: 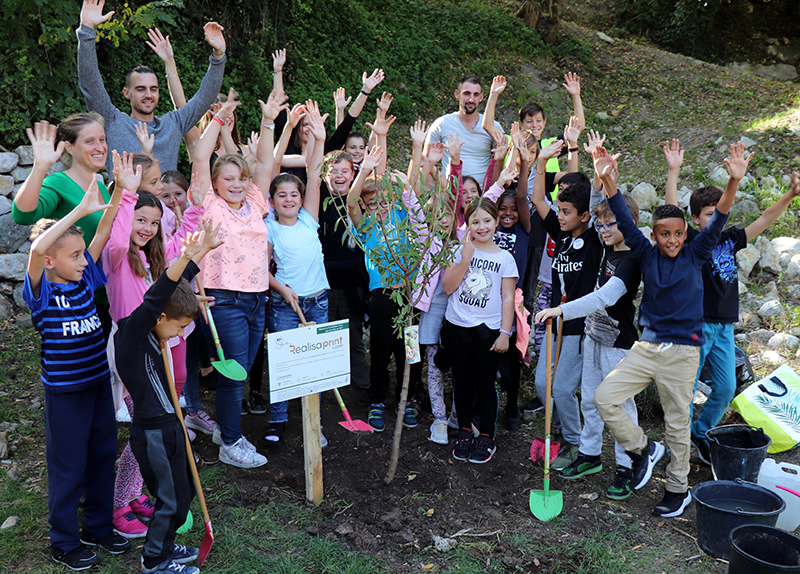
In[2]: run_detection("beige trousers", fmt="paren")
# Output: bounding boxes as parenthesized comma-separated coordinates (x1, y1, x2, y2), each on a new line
(594, 341, 699, 493)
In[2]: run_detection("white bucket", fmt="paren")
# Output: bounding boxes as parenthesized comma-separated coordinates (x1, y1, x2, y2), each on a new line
(758, 458, 800, 532)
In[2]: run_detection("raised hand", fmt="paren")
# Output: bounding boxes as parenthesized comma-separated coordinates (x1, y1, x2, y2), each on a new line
(272, 48, 286, 71)
(26, 121, 65, 168)
(333, 87, 351, 110)
(539, 138, 564, 161)
(203, 22, 226, 53)
(259, 90, 289, 123)
(663, 138, 684, 171)
(592, 146, 615, 179)
(444, 133, 463, 159)
(377, 92, 393, 113)
(461, 229, 475, 263)
(490, 75, 507, 96)
(497, 166, 519, 188)
(365, 109, 396, 137)
(409, 119, 428, 146)
(583, 129, 607, 156)
(81, 0, 114, 29)
(78, 177, 112, 216)
(426, 141, 446, 165)
(112, 150, 142, 193)
(564, 116, 581, 145)
(391, 169, 410, 189)
(493, 137, 509, 161)
(186, 179, 206, 208)
(562, 72, 581, 96)
(217, 88, 241, 120)
(180, 230, 204, 260)
(362, 69, 385, 93)
(724, 141, 754, 181)
(135, 122, 154, 154)
(534, 306, 562, 324)
(304, 100, 328, 141)
(145, 28, 173, 62)
(247, 132, 259, 156)
(198, 220, 224, 253)
(287, 103, 308, 128)
(791, 172, 800, 197)
(361, 145, 384, 173)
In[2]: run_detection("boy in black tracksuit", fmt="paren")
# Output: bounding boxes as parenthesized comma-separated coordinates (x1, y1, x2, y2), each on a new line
(114, 228, 219, 574)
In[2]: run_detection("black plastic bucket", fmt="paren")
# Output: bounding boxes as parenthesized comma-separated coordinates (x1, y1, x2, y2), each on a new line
(706, 424, 771, 482)
(729, 524, 800, 574)
(692, 479, 785, 559)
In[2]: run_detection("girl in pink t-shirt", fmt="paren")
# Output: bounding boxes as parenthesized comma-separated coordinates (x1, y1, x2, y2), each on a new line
(193, 90, 287, 469)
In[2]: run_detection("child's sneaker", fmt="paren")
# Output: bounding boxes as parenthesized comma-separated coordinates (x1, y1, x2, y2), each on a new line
(396, 405, 418, 428)
(51, 545, 100, 570)
(262, 421, 286, 446)
(185, 411, 217, 435)
(112, 505, 148, 538)
(129, 494, 155, 520)
(368, 404, 386, 432)
(80, 530, 131, 554)
(452, 429, 473, 461)
(691, 434, 711, 466)
(652, 490, 692, 518)
(248, 390, 267, 414)
(446, 412, 459, 430)
(186, 427, 196, 442)
(219, 437, 268, 468)
(505, 405, 521, 431)
(627, 439, 665, 491)
(141, 558, 199, 574)
(552, 442, 580, 471)
(606, 466, 634, 500)
(469, 434, 496, 464)
(212, 427, 222, 445)
(429, 419, 448, 445)
(169, 543, 199, 564)
(560, 453, 602, 479)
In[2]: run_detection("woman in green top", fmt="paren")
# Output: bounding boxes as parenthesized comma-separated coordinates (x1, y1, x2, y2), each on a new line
(14, 113, 114, 334)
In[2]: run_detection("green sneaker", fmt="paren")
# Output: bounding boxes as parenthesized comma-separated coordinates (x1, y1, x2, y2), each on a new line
(560, 453, 602, 479)
(606, 466, 634, 500)
(552, 442, 579, 471)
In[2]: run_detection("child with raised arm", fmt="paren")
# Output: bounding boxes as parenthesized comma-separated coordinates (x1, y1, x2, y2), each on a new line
(592, 143, 752, 518)
(114, 225, 220, 574)
(535, 187, 642, 501)
(23, 173, 129, 570)
(663, 140, 799, 463)
(530, 121, 604, 471)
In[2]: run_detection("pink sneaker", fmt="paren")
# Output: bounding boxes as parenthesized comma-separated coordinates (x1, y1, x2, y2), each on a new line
(185, 411, 217, 435)
(129, 494, 155, 520)
(186, 427, 196, 442)
(113, 505, 148, 538)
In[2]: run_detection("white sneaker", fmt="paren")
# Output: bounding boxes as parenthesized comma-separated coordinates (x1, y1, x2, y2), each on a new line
(446, 414, 479, 437)
(219, 438, 267, 468)
(241, 435, 258, 453)
(212, 428, 222, 446)
(116, 405, 131, 423)
(429, 419, 448, 445)
(179, 395, 187, 408)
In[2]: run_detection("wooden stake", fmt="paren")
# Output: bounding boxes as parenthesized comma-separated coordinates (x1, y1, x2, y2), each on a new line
(302, 393, 323, 504)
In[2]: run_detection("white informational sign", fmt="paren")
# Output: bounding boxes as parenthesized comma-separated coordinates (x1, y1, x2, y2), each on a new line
(267, 319, 350, 403)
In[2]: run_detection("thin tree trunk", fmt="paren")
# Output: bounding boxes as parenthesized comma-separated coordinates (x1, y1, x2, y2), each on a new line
(384, 313, 413, 485)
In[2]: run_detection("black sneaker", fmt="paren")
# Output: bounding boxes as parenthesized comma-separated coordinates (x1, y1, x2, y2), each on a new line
(262, 421, 286, 447)
(627, 439, 665, 491)
(606, 466, 634, 500)
(691, 434, 711, 466)
(652, 490, 692, 517)
(521, 398, 544, 413)
(469, 434, 496, 464)
(80, 530, 131, 554)
(560, 453, 602, 479)
(505, 405, 521, 431)
(51, 545, 100, 570)
(452, 429, 473, 461)
(368, 404, 386, 432)
(248, 390, 267, 415)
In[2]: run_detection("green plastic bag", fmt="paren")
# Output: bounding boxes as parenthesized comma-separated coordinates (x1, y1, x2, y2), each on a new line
(731, 364, 800, 453)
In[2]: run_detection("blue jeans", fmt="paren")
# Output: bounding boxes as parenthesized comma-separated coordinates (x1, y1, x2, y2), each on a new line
(267, 291, 328, 424)
(183, 326, 203, 415)
(205, 289, 267, 445)
(691, 322, 736, 442)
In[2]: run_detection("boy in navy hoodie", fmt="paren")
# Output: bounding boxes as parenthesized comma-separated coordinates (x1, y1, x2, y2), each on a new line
(592, 142, 752, 518)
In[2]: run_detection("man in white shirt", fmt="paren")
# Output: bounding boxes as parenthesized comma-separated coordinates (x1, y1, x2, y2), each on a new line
(424, 75, 503, 183)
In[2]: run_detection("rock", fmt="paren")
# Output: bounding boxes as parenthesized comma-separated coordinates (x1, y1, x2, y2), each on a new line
(395, 530, 414, 544)
(0, 175, 13, 197)
(0, 516, 18, 531)
(709, 167, 729, 186)
(729, 62, 798, 81)
(335, 522, 354, 536)
(766, 44, 800, 62)
(0, 431, 6, 458)
(0, 214, 31, 253)
(13, 146, 34, 166)
(736, 244, 761, 276)
(46, 161, 68, 176)
(730, 199, 760, 218)
(764, 281, 780, 302)
(760, 174, 775, 188)
(735, 333, 748, 342)
(596, 32, 615, 44)
(15, 314, 32, 329)
(756, 236, 782, 274)
(595, 112, 609, 120)
(17, 241, 30, 253)
(738, 281, 748, 295)
(772, 237, 800, 257)
(785, 174, 795, 186)
(431, 531, 457, 552)
(6, 466, 19, 481)
(638, 210, 651, 226)
(677, 186, 693, 210)
(758, 300, 784, 318)
(762, 350, 785, 364)
(749, 329, 776, 344)
(11, 166, 32, 183)
(768, 333, 800, 349)
(12, 284, 27, 311)
(740, 136, 758, 148)
(630, 182, 657, 210)
(0, 254, 28, 281)
(0, 196, 10, 216)
(0, 153, 19, 173)
(0, 297, 12, 321)
(786, 260, 800, 279)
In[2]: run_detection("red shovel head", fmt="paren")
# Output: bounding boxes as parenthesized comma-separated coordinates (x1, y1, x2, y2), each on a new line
(338, 419, 374, 433)
(530, 437, 560, 464)
(197, 519, 214, 566)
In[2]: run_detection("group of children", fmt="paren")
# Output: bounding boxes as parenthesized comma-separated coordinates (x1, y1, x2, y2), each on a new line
(18, 24, 800, 571)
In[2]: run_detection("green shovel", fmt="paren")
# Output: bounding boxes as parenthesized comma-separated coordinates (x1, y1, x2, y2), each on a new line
(529, 319, 563, 521)
(196, 278, 247, 381)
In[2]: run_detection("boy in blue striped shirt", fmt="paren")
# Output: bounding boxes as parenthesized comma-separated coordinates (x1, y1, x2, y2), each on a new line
(23, 174, 129, 571)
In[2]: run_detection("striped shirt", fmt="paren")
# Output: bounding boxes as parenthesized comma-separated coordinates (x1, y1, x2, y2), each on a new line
(23, 252, 110, 392)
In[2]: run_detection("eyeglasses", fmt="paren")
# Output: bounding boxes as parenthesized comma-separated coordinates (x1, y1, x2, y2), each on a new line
(364, 200, 390, 211)
(594, 221, 618, 232)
